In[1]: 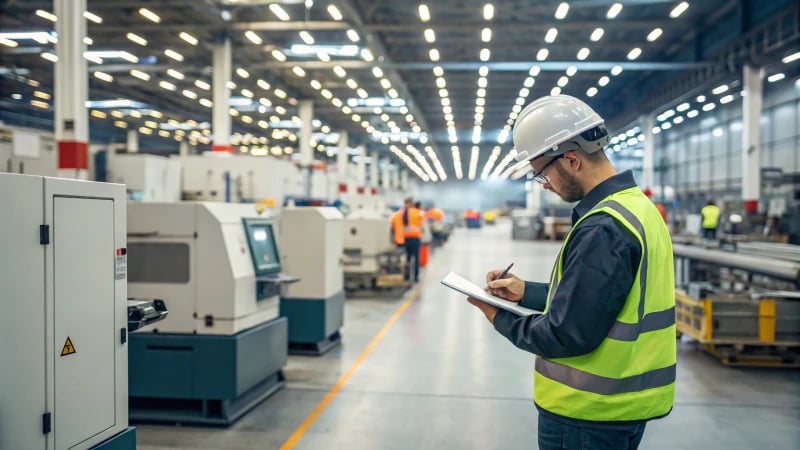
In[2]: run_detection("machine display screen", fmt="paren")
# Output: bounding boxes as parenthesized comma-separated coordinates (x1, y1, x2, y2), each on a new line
(242, 219, 281, 275)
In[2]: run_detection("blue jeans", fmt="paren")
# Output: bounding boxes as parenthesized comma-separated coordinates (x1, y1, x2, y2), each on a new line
(538, 413, 646, 450)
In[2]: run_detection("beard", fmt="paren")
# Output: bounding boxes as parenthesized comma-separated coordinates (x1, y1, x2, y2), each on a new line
(552, 164, 584, 203)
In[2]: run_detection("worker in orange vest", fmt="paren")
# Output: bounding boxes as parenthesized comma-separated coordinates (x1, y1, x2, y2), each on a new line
(391, 197, 425, 283)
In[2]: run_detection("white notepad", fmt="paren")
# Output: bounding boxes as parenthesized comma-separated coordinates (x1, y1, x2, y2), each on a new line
(440, 271, 540, 316)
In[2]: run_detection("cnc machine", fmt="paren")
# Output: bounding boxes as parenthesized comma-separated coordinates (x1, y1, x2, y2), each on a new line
(126, 202, 292, 425)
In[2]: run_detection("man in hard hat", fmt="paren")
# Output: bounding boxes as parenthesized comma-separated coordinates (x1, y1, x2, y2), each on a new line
(467, 95, 676, 449)
(700, 200, 721, 239)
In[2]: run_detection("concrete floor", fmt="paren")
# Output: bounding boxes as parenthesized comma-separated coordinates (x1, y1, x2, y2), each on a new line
(137, 221, 800, 450)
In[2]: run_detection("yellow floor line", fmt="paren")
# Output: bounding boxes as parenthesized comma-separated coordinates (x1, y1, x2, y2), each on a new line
(279, 284, 424, 450)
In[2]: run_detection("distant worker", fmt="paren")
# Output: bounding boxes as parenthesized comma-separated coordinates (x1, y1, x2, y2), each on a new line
(467, 95, 676, 449)
(391, 197, 424, 283)
(700, 200, 721, 239)
(644, 188, 668, 224)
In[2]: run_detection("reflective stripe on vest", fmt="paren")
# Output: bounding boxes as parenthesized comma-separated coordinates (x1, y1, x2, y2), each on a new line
(535, 188, 676, 421)
(535, 359, 676, 395)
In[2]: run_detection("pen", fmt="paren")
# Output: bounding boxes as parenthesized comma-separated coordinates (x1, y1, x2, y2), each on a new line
(496, 262, 514, 280)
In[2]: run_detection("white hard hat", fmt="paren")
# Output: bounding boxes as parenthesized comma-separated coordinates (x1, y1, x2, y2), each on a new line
(512, 95, 608, 165)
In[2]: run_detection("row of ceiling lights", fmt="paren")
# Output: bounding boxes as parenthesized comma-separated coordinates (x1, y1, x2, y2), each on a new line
(16, 5, 342, 156)
(611, 51, 800, 153)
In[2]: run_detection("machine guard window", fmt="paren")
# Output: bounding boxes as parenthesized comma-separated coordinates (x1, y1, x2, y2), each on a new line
(128, 243, 190, 283)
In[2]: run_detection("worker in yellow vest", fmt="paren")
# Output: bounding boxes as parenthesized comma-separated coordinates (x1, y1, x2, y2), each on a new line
(391, 197, 424, 283)
(700, 200, 721, 239)
(467, 95, 676, 449)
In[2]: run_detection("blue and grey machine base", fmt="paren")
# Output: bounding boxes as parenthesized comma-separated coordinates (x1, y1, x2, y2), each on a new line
(281, 290, 345, 355)
(128, 317, 288, 425)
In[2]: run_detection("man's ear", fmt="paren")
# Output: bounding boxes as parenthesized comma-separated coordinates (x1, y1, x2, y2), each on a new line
(564, 150, 581, 170)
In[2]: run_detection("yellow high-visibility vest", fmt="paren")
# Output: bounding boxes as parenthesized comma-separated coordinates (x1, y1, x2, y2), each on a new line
(534, 186, 676, 422)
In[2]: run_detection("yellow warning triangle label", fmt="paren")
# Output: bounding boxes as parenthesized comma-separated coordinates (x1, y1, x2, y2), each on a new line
(61, 337, 76, 356)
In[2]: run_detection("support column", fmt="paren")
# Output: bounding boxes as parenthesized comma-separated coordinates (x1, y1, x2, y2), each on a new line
(742, 64, 764, 213)
(369, 151, 379, 193)
(298, 100, 313, 196)
(337, 132, 349, 195)
(400, 169, 409, 192)
(391, 165, 399, 190)
(54, 0, 88, 179)
(127, 130, 139, 153)
(381, 157, 391, 192)
(179, 140, 190, 156)
(356, 145, 366, 188)
(212, 36, 232, 152)
(641, 114, 655, 193)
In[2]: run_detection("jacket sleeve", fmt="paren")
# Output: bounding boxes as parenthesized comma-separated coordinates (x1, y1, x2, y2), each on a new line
(519, 281, 549, 311)
(492, 217, 641, 358)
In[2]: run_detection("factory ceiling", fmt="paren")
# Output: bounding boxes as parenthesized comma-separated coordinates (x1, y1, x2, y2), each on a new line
(1, 0, 798, 181)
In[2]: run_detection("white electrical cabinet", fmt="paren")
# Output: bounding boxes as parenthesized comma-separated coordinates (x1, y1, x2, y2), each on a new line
(0, 173, 129, 450)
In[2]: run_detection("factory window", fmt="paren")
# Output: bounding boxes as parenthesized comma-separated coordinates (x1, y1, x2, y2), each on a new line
(128, 243, 190, 283)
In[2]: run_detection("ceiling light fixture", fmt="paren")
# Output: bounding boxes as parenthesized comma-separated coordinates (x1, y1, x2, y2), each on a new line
(418, 4, 431, 22)
(483, 4, 494, 21)
(164, 49, 184, 61)
(647, 28, 663, 42)
(328, 5, 343, 21)
(179, 32, 198, 45)
(138, 8, 160, 23)
(299, 31, 315, 45)
(545, 28, 558, 43)
(424, 28, 436, 43)
(555, 2, 569, 19)
(607, 3, 622, 19)
(269, 4, 291, 21)
(537, 48, 549, 61)
(130, 70, 150, 81)
(669, 1, 689, 18)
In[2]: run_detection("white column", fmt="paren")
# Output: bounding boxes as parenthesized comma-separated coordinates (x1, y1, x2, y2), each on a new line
(179, 140, 190, 156)
(357, 145, 367, 187)
(369, 151, 379, 191)
(337, 131, 349, 185)
(641, 114, 655, 191)
(742, 64, 764, 213)
(400, 169, 409, 191)
(298, 100, 314, 196)
(127, 130, 139, 153)
(299, 100, 313, 166)
(54, 0, 88, 179)
(212, 37, 232, 152)
(391, 165, 399, 190)
(381, 157, 391, 191)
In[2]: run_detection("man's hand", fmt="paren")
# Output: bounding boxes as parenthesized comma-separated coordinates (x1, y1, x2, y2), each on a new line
(467, 297, 498, 323)
(485, 270, 525, 302)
